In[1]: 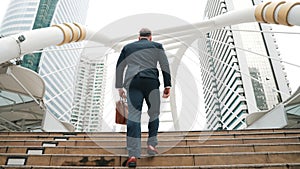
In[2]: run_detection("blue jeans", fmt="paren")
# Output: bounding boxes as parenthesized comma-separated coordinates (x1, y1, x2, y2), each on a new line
(126, 76, 160, 158)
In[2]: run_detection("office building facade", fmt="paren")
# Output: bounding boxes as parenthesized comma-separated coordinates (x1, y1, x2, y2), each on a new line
(0, 0, 39, 35)
(71, 55, 106, 132)
(0, 0, 90, 122)
(200, 0, 291, 130)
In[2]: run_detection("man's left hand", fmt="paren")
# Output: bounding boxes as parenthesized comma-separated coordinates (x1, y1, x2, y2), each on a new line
(163, 87, 170, 98)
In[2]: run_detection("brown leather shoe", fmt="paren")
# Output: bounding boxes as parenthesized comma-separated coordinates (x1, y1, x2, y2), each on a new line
(147, 145, 159, 156)
(126, 156, 137, 167)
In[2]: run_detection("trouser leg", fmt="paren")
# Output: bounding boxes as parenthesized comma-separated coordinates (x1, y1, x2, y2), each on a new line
(144, 81, 160, 147)
(147, 117, 159, 147)
(126, 84, 143, 158)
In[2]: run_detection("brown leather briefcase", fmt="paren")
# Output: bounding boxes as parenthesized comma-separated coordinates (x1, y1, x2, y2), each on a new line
(115, 98, 128, 125)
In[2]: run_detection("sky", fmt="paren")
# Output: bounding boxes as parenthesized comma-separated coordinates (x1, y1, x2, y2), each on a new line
(0, 0, 300, 93)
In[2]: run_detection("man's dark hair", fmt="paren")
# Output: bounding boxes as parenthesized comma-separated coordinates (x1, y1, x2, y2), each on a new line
(139, 28, 152, 37)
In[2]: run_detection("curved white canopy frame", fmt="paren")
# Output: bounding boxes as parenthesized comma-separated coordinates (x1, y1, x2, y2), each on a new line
(0, 65, 45, 99)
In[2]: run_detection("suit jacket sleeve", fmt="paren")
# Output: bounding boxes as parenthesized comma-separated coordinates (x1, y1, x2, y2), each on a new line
(157, 44, 171, 87)
(115, 47, 127, 88)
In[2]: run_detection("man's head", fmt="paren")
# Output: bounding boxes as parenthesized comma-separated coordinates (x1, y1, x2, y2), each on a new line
(139, 28, 152, 41)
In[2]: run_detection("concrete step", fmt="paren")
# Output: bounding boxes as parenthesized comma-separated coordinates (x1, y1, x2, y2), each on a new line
(0, 136, 299, 147)
(1, 131, 299, 141)
(0, 129, 299, 140)
(1, 128, 299, 136)
(1, 143, 300, 155)
(1, 151, 300, 167)
(1, 163, 300, 169)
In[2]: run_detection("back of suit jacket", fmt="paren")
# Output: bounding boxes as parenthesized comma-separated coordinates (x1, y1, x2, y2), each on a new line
(115, 39, 171, 89)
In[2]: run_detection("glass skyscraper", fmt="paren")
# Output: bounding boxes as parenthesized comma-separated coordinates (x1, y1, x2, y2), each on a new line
(0, 0, 39, 35)
(200, 0, 291, 130)
(71, 52, 107, 132)
(0, 0, 90, 122)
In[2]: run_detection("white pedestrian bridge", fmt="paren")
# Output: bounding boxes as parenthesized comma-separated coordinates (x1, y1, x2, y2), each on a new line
(0, 1, 300, 131)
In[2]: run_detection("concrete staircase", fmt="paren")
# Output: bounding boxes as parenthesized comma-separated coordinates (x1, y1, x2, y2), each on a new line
(0, 128, 300, 168)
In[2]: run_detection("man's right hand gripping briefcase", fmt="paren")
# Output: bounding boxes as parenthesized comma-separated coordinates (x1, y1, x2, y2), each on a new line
(115, 98, 128, 125)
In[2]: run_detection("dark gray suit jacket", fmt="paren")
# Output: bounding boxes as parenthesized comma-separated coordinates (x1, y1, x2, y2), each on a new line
(115, 39, 171, 89)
